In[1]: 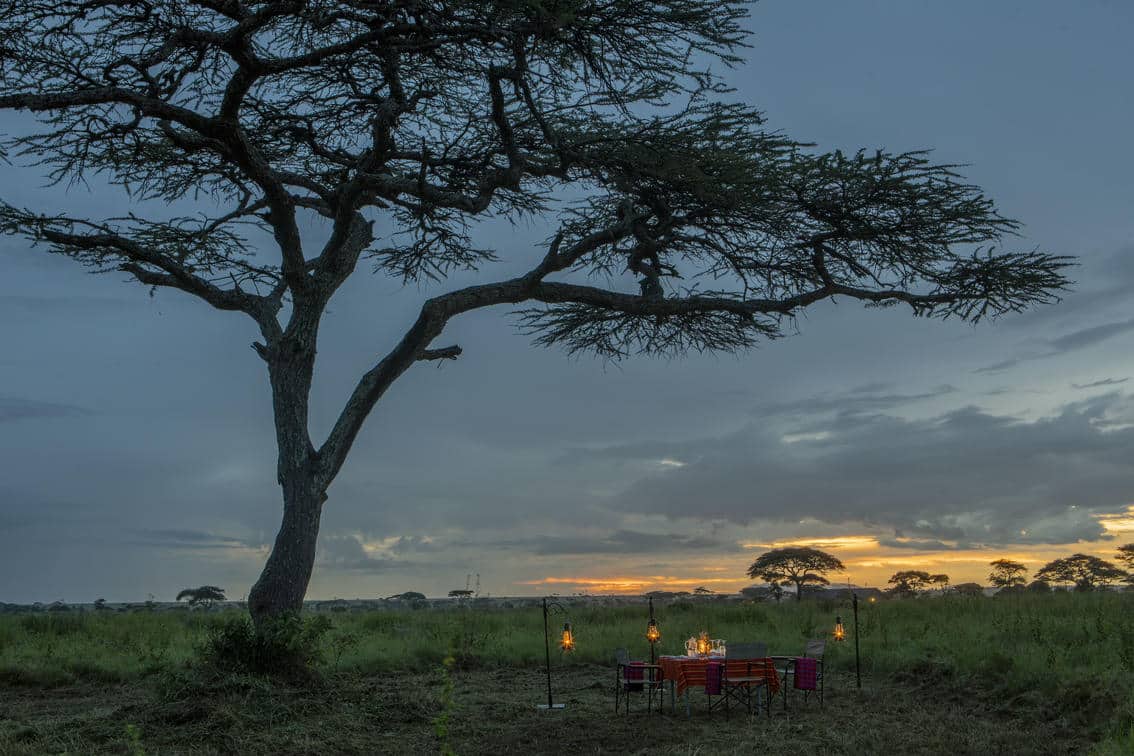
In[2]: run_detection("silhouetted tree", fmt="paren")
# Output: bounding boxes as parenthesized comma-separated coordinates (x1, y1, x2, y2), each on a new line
(887, 570, 935, 597)
(387, 591, 426, 601)
(176, 585, 226, 609)
(953, 582, 984, 597)
(989, 558, 1028, 590)
(693, 586, 714, 595)
(1035, 554, 1126, 592)
(740, 585, 770, 602)
(1117, 544, 1134, 581)
(747, 547, 845, 602)
(1025, 579, 1051, 594)
(0, 1, 1070, 625)
(447, 589, 474, 599)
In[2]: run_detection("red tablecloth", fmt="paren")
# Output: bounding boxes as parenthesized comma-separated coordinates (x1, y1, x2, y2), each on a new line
(657, 656, 781, 697)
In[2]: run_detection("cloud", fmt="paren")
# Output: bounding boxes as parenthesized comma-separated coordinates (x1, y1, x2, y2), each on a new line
(0, 395, 89, 423)
(494, 529, 742, 556)
(316, 534, 412, 573)
(975, 318, 1134, 374)
(1048, 318, 1134, 352)
(973, 358, 1023, 375)
(387, 536, 446, 554)
(130, 529, 262, 550)
(595, 392, 1134, 546)
(752, 384, 958, 418)
(1073, 378, 1130, 390)
(877, 538, 966, 551)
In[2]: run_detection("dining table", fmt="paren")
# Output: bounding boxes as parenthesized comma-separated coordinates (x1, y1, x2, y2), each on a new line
(657, 655, 781, 717)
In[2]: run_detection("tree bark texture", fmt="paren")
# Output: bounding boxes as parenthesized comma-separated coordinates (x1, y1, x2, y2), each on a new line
(247, 473, 325, 623)
(247, 321, 324, 625)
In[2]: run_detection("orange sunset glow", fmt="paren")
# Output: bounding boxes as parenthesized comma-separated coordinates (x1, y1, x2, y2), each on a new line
(513, 508, 1134, 594)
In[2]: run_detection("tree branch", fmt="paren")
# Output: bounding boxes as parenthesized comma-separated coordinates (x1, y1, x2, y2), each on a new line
(418, 345, 462, 361)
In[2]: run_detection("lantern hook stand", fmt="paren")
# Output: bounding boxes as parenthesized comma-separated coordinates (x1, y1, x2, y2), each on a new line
(853, 590, 861, 689)
(537, 597, 570, 710)
(646, 595, 660, 665)
(848, 581, 862, 690)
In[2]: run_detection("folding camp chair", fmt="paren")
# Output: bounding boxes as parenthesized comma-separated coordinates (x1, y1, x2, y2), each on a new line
(707, 642, 770, 717)
(614, 647, 665, 714)
(772, 639, 826, 709)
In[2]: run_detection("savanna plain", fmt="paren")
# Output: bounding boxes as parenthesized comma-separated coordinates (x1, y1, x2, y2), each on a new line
(1, 594, 1132, 755)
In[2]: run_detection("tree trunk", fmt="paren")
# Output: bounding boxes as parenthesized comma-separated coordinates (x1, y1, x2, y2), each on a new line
(247, 319, 323, 627)
(247, 472, 325, 624)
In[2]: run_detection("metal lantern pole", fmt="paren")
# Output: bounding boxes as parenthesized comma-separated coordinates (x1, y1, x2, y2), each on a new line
(852, 590, 862, 690)
(648, 596, 655, 664)
(543, 598, 553, 708)
(537, 597, 568, 710)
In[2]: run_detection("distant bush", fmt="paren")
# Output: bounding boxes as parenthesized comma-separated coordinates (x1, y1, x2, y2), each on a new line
(176, 586, 226, 609)
(199, 614, 331, 677)
(388, 591, 426, 601)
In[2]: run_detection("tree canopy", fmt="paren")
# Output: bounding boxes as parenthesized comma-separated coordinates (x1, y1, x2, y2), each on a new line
(887, 571, 949, 597)
(988, 559, 1028, 590)
(746, 547, 844, 602)
(1035, 554, 1127, 591)
(953, 582, 984, 597)
(0, 0, 1072, 624)
(175, 585, 226, 608)
(1117, 544, 1134, 575)
(387, 591, 426, 601)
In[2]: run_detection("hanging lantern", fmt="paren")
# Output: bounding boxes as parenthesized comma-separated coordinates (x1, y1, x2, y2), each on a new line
(695, 630, 712, 657)
(646, 618, 661, 644)
(560, 622, 575, 652)
(833, 615, 846, 642)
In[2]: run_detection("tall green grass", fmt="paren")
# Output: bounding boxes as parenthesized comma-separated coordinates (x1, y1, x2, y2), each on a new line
(2, 593, 1132, 699)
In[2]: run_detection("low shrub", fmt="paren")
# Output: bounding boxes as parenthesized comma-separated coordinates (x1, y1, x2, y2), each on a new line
(199, 613, 332, 677)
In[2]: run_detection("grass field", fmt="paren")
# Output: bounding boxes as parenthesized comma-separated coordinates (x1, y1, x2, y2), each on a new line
(1, 593, 1133, 754)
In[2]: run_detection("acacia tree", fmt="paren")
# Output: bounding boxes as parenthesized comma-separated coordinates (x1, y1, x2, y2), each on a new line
(952, 582, 983, 597)
(1117, 544, 1134, 581)
(988, 558, 1028, 590)
(887, 570, 935, 597)
(175, 585, 227, 608)
(1035, 554, 1127, 592)
(0, 2, 1070, 625)
(746, 547, 844, 602)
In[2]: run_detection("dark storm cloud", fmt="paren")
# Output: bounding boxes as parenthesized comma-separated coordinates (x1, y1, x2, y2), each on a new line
(494, 529, 742, 556)
(600, 392, 1134, 546)
(3, 1, 1134, 601)
(0, 395, 89, 422)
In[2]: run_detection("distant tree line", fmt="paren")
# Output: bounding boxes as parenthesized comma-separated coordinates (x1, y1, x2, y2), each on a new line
(741, 543, 1133, 600)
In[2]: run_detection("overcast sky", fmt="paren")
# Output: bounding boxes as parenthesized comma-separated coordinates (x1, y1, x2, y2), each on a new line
(2, 1, 1133, 602)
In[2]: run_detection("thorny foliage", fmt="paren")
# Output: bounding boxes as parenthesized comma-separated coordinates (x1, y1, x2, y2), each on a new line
(0, 0, 1072, 362)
